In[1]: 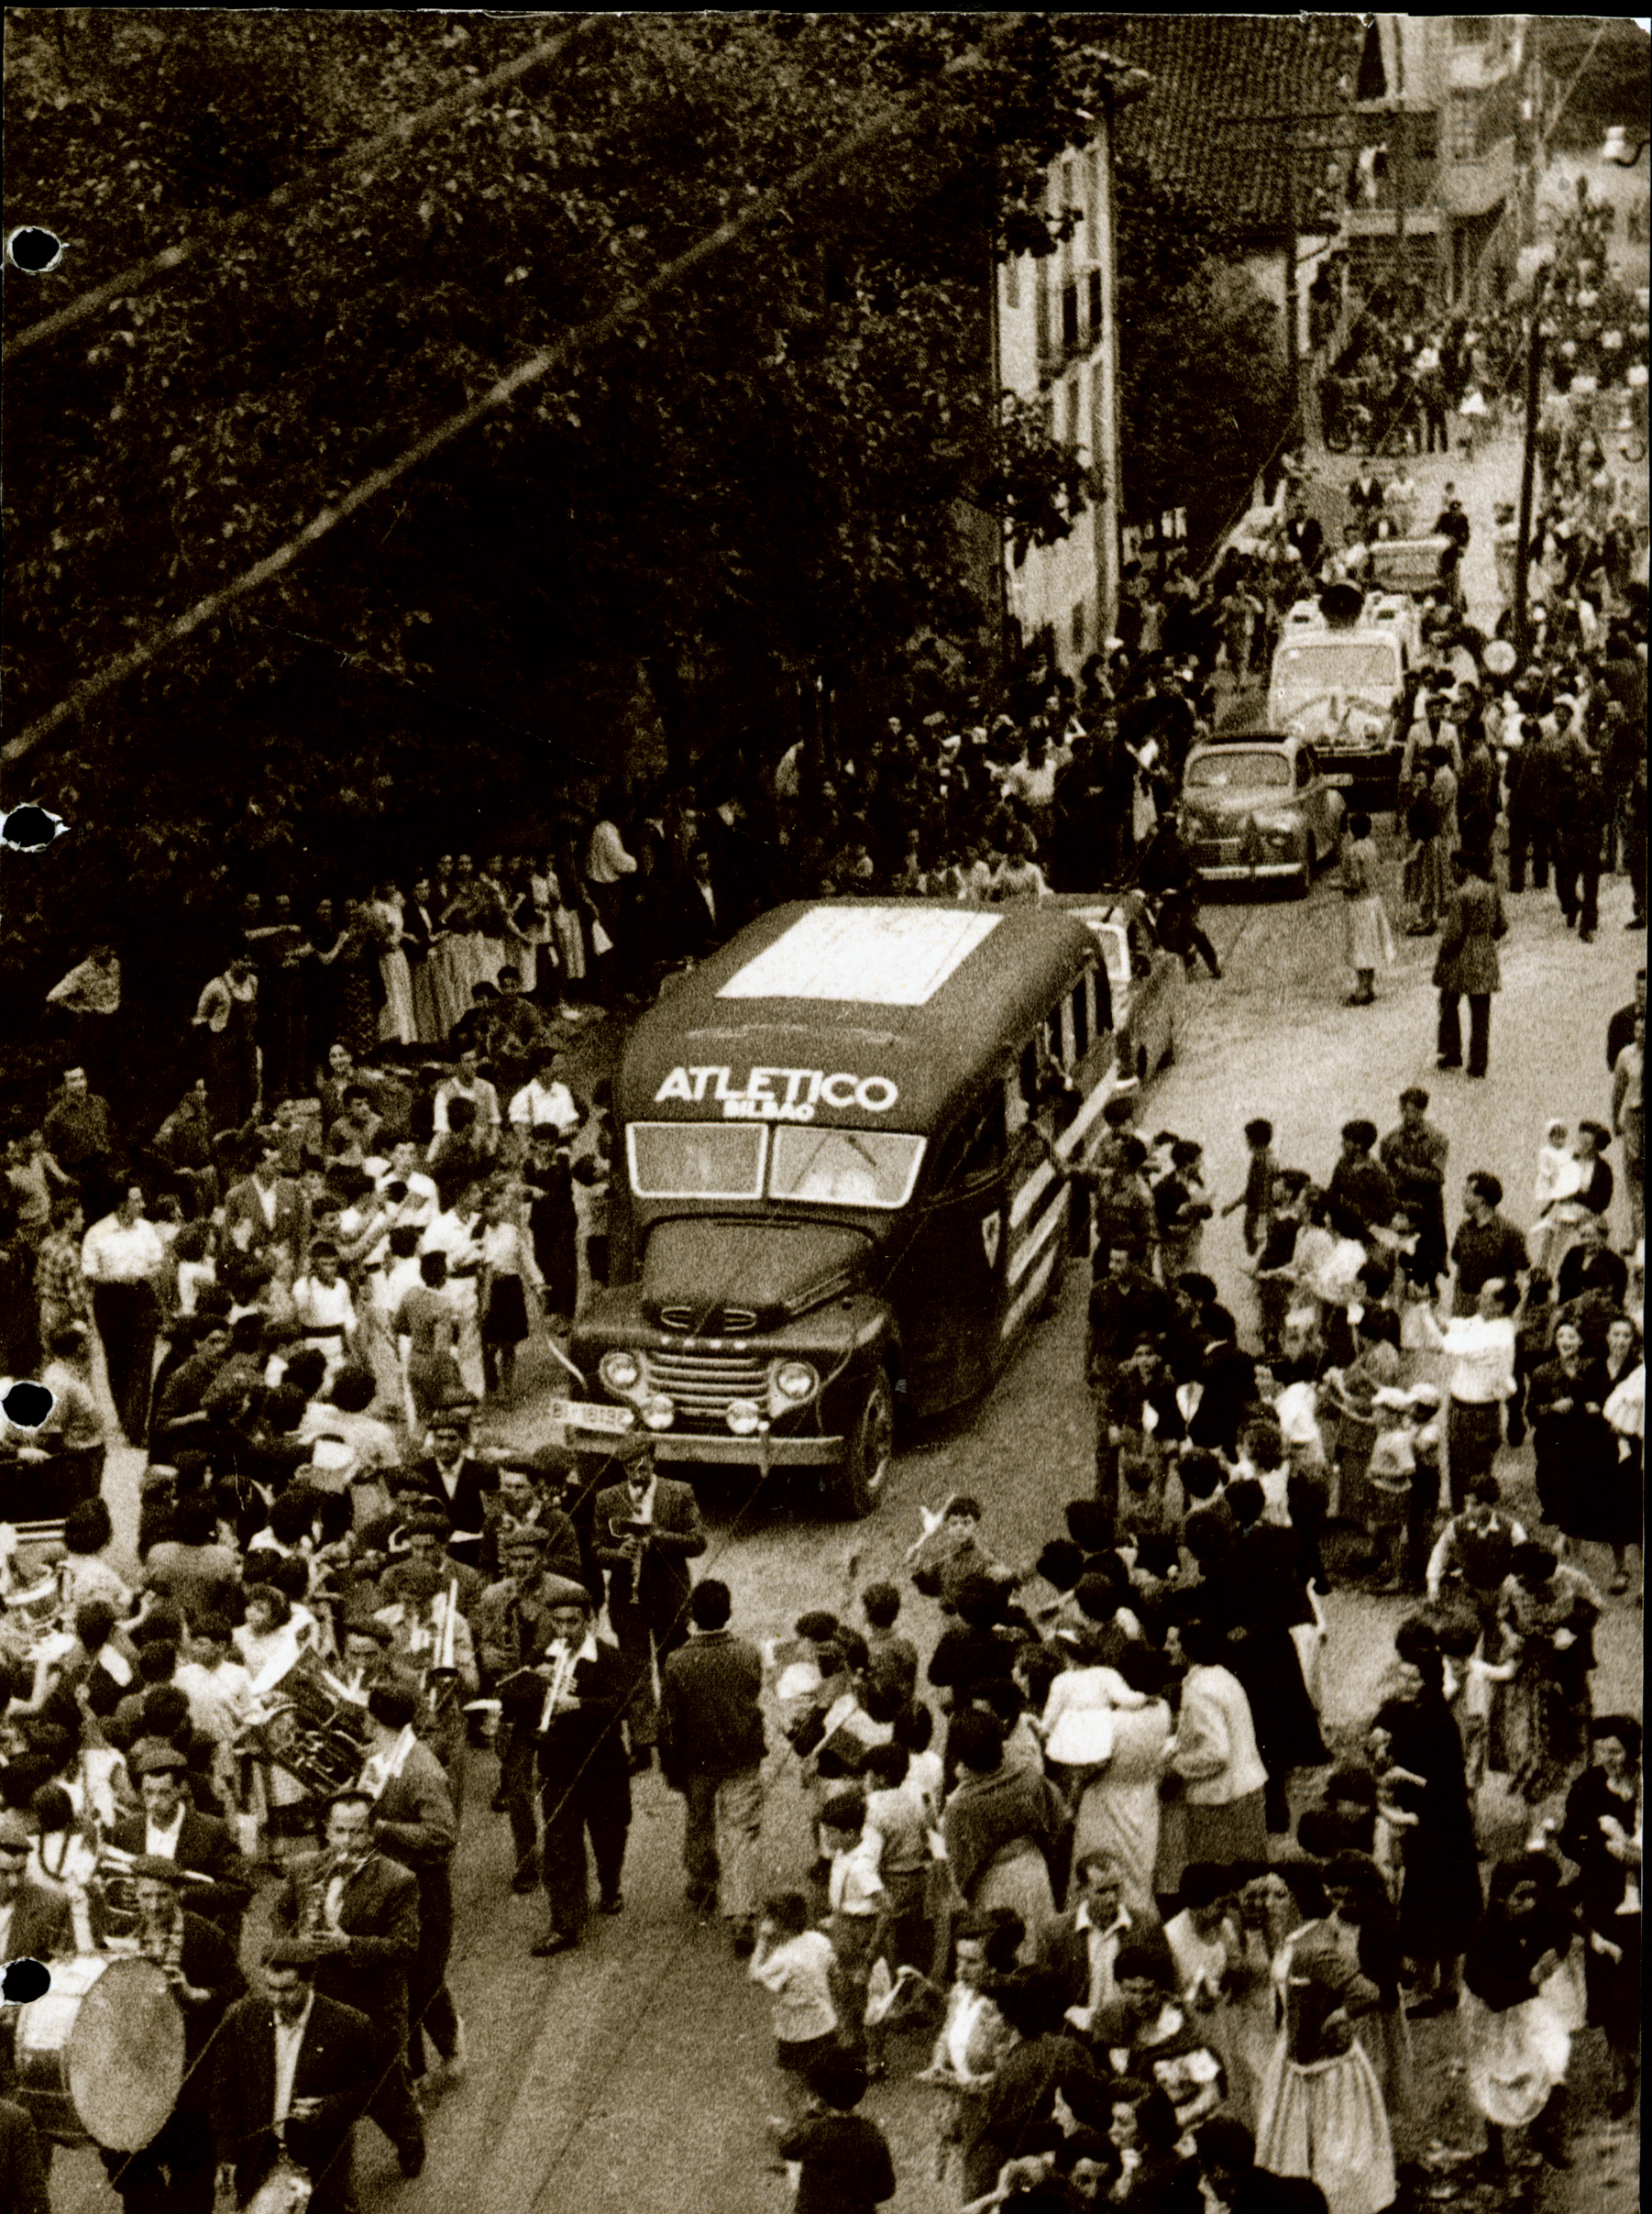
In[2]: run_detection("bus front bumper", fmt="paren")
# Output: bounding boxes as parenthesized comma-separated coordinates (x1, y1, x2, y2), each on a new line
(648, 1433, 844, 1467)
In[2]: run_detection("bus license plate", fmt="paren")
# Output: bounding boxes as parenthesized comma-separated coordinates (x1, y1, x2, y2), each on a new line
(548, 1397, 635, 1435)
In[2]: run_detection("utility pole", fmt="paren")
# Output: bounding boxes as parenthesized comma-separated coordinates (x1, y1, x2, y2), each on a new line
(1392, 104, 1408, 317)
(1513, 277, 1547, 660)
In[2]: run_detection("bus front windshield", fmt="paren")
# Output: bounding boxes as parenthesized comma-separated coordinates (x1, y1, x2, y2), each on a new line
(768, 1128, 926, 1209)
(628, 1123, 767, 1199)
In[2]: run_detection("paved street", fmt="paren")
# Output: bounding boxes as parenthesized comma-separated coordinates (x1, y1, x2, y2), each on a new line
(45, 404, 1644, 2214)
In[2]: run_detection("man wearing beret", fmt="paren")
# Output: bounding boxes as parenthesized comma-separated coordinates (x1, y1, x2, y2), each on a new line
(271, 1789, 426, 2179)
(212, 1940, 377, 2214)
(112, 1741, 251, 1944)
(591, 1433, 707, 1772)
(99, 1855, 245, 2214)
(509, 1575, 632, 1955)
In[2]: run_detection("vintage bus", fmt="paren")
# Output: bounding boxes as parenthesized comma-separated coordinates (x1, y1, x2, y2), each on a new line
(562, 900, 1123, 1516)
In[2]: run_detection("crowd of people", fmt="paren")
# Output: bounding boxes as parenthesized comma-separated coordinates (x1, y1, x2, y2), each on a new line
(0, 214, 1644, 2214)
(0, 942, 1639, 2211)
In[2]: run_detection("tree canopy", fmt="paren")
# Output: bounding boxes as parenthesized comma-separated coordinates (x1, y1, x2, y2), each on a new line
(2, 9, 1286, 1076)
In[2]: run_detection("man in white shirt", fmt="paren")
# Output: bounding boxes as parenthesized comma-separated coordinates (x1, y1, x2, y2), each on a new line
(212, 1944, 378, 2214)
(81, 1179, 168, 1447)
(1046, 1850, 1137, 2032)
(509, 1051, 583, 1140)
(432, 1051, 501, 1144)
(290, 1242, 358, 1389)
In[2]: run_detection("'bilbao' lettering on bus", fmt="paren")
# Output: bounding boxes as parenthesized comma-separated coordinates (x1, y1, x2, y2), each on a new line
(652, 1065, 899, 1121)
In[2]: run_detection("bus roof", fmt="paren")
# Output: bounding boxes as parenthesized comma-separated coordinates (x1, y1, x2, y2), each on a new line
(617, 900, 1099, 1133)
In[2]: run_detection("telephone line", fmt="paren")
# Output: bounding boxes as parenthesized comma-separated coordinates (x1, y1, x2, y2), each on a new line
(2, 14, 605, 364)
(4, 42, 990, 776)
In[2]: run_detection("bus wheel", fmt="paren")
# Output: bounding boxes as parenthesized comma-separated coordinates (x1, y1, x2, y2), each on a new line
(831, 1369, 895, 1520)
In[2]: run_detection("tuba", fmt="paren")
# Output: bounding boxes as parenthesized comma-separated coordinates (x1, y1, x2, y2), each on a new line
(240, 1649, 371, 1801)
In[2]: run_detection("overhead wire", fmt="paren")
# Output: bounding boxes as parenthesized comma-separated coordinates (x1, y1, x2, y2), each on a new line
(3, 34, 997, 777)
(1, 13, 608, 364)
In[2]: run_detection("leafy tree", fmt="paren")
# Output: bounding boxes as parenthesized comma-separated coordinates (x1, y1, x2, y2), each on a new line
(0, 11, 1279, 1116)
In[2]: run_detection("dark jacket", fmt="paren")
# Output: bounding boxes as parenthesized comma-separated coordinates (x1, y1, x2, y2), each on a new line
(211, 1990, 377, 2214)
(112, 1807, 252, 1936)
(1, 1877, 73, 1965)
(658, 1629, 766, 1785)
(0, 2098, 50, 2214)
(522, 1636, 633, 1796)
(591, 1477, 707, 1627)
(155, 1909, 246, 2116)
(1434, 876, 1505, 995)
(272, 1850, 420, 2036)
(402, 1455, 500, 1563)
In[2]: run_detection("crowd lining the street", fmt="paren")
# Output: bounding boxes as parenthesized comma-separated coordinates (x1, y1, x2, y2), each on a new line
(0, 270, 1645, 2214)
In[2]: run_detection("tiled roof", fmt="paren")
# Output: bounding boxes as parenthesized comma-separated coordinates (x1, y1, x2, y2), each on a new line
(1103, 15, 1364, 236)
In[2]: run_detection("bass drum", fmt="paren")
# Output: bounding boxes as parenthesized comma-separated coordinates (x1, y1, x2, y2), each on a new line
(13, 1954, 185, 2150)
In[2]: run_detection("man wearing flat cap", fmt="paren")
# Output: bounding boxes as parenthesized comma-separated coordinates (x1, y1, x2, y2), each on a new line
(591, 1432, 706, 1773)
(211, 1941, 377, 2214)
(0, 1811, 72, 2107)
(112, 1740, 251, 1944)
(271, 1789, 426, 2179)
(503, 1574, 632, 1955)
(477, 1524, 587, 1891)
(98, 1854, 245, 2214)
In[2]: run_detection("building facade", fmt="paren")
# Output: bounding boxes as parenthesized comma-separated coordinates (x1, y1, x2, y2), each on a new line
(995, 129, 1124, 677)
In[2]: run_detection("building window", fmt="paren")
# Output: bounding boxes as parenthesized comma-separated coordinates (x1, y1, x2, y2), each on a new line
(1087, 265, 1103, 337)
(1085, 149, 1100, 244)
(1448, 92, 1478, 162)
(1072, 600, 1087, 658)
(1062, 280, 1079, 352)
(1003, 255, 1020, 312)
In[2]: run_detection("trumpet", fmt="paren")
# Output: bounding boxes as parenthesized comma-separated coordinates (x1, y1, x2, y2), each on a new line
(536, 1639, 579, 1732)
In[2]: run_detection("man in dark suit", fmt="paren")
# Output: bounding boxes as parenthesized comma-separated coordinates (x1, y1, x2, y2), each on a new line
(357, 1682, 467, 2098)
(1041, 1850, 1154, 2034)
(591, 1433, 707, 1768)
(0, 1806, 74, 1962)
(1434, 848, 1507, 1079)
(400, 1410, 499, 1568)
(220, 1131, 312, 1272)
(272, 1789, 425, 2177)
(99, 1856, 245, 2214)
(0, 2097, 50, 2214)
(512, 1575, 633, 1956)
(113, 1743, 251, 1942)
(211, 1943, 378, 2214)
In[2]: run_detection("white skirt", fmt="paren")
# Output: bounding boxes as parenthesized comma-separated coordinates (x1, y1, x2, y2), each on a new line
(1461, 1990, 1571, 2128)
(1255, 2036, 1397, 2214)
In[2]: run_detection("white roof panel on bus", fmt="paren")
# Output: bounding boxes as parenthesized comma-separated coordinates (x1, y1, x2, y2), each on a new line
(716, 906, 1001, 1007)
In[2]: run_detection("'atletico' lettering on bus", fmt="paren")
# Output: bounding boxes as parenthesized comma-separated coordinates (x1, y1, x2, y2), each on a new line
(652, 1065, 899, 1121)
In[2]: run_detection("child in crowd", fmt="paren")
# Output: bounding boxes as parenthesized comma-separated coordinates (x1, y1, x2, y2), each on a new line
(1222, 1118, 1276, 1258)
(859, 1581, 920, 1710)
(1435, 1607, 1517, 1842)
(751, 1891, 841, 2119)
(770, 2050, 896, 2214)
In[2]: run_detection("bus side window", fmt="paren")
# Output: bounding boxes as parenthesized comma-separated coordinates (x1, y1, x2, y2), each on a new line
(1044, 1008, 1063, 1068)
(1018, 1040, 1041, 1114)
(1070, 975, 1090, 1062)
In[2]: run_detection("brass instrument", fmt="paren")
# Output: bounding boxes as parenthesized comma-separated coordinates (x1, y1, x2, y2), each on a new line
(536, 1638, 579, 1732)
(239, 1649, 371, 1801)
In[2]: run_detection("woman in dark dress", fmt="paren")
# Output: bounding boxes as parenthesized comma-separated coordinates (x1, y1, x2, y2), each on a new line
(1525, 1318, 1614, 1538)
(332, 898, 385, 1061)
(1559, 1715, 1641, 2117)
(302, 897, 346, 1062)
(1369, 1616, 1482, 2012)
(1571, 1121, 1614, 1221)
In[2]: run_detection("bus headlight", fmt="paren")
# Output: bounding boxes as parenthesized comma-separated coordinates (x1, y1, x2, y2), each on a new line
(773, 1360, 818, 1404)
(599, 1350, 642, 1396)
(725, 1398, 762, 1437)
(641, 1395, 676, 1432)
